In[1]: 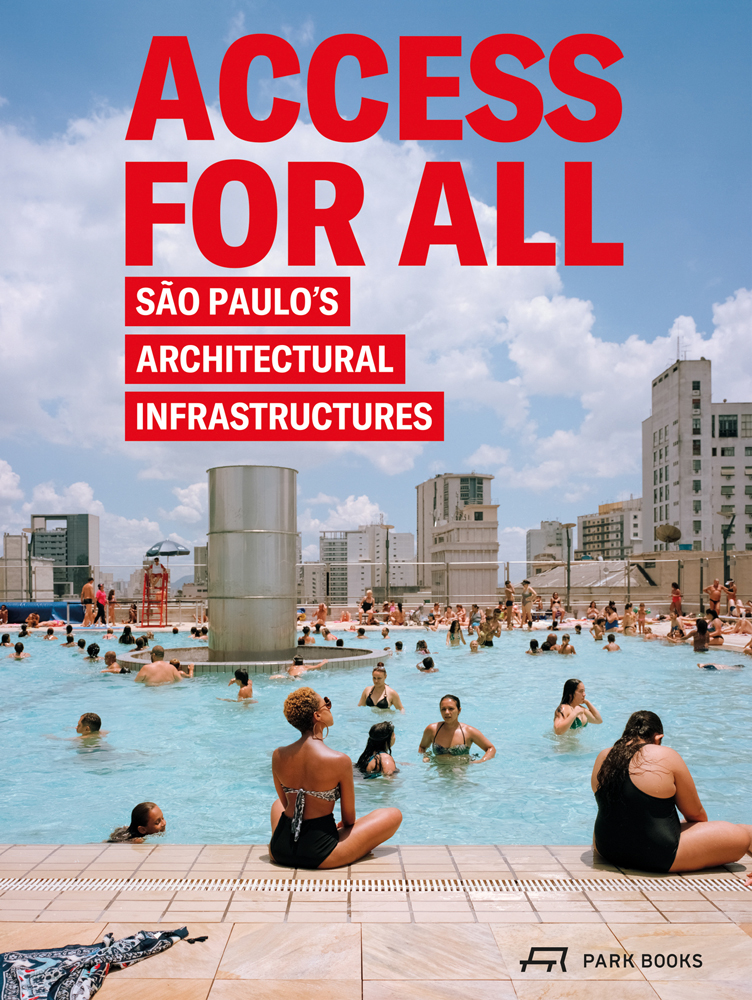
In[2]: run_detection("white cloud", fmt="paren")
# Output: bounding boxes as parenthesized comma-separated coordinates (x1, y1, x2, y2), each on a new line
(301, 543, 319, 561)
(304, 492, 340, 506)
(0, 102, 748, 524)
(161, 482, 208, 523)
(0, 460, 23, 503)
(298, 494, 384, 533)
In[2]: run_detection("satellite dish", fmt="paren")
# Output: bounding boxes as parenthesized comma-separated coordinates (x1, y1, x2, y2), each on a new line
(655, 524, 682, 543)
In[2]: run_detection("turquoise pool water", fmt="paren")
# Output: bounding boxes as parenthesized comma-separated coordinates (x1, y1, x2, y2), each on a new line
(1, 628, 750, 845)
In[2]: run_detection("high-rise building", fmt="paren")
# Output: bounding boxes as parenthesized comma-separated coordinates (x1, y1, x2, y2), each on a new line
(430, 504, 499, 604)
(29, 514, 100, 599)
(193, 545, 208, 587)
(415, 473, 493, 586)
(0, 533, 55, 600)
(525, 520, 565, 576)
(641, 358, 752, 552)
(318, 524, 416, 605)
(576, 499, 643, 560)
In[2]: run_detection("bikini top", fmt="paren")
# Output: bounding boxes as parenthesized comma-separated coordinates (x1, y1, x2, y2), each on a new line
(280, 784, 341, 841)
(432, 721, 470, 756)
(365, 687, 389, 709)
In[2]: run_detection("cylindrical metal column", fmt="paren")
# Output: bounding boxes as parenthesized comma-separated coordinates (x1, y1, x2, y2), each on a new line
(207, 465, 297, 661)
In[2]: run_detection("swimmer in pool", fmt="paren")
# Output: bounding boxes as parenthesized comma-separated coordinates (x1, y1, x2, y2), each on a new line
(553, 679, 602, 734)
(134, 647, 194, 685)
(0, 634, 11, 647)
(469, 639, 479, 653)
(43, 628, 57, 641)
(418, 695, 495, 763)
(355, 721, 398, 776)
(603, 635, 621, 652)
(270, 655, 328, 680)
(8, 642, 30, 659)
(217, 668, 257, 701)
(100, 651, 130, 674)
(416, 656, 438, 673)
(592, 618, 606, 641)
(446, 620, 466, 647)
(415, 639, 431, 655)
(76, 712, 109, 738)
(558, 634, 576, 655)
(698, 662, 745, 670)
(107, 802, 166, 843)
(526, 639, 541, 655)
(358, 663, 405, 712)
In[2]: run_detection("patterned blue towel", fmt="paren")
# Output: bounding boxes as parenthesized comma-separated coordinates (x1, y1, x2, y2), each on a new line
(0, 926, 208, 999)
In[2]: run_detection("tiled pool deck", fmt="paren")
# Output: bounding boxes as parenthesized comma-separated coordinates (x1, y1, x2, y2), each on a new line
(1, 843, 751, 998)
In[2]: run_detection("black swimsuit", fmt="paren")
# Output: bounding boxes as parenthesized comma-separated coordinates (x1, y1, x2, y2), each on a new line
(365, 686, 389, 709)
(594, 773, 680, 873)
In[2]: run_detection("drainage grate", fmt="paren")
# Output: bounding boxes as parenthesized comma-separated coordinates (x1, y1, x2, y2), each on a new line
(0, 875, 748, 894)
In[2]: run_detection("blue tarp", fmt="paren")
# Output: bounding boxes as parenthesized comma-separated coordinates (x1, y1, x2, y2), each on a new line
(0, 601, 85, 624)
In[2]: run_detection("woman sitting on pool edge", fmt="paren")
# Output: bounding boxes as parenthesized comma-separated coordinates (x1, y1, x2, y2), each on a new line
(269, 688, 401, 869)
(553, 678, 602, 734)
(356, 721, 397, 776)
(358, 663, 405, 711)
(419, 695, 496, 763)
(592, 710, 752, 880)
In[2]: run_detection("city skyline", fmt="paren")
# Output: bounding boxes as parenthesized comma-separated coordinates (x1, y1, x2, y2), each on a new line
(0, 1, 749, 574)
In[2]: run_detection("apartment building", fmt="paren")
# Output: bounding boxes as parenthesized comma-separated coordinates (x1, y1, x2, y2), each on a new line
(416, 473, 493, 586)
(576, 499, 643, 560)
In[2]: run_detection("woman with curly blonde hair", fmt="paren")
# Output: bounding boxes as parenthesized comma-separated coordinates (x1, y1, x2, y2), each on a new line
(270, 687, 402, 868)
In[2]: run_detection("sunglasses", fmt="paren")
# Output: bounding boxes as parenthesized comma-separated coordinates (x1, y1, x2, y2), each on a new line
(322, 696, 332, 710)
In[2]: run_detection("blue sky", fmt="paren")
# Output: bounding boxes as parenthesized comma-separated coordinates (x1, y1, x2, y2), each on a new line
(0, 0, 749, 577)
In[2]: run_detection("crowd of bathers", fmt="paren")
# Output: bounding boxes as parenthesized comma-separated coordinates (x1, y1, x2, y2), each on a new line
(4, 599, 751, 880)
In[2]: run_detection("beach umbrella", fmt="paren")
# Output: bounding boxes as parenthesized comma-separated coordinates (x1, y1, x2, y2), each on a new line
(145, 540, 191, 558)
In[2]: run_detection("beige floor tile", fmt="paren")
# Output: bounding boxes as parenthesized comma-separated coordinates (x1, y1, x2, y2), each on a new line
(209, 981, 362, 999)
(286, 911, 350, 923)
(531, 902, 595, 912)
(37, 909, 107, 921)
(0, 922, 107, 950)
(536, 913, 605, 923)
(223, 912, 286, 923)
(363, 982, 516, 1000)
(164, 911, 228, 923)
(0, 911, 45, 921)
(351, 912, 413, 923)
(512, 984, 659, 999)
(346, 901, 410, 912)
(475, 912, 541, 923)
(166, 899, 228, 909)
(650, 984, 752, 1000)
(363, 924, 509, 979)
(654, 900, 719, 911)
(0, 898, 49, 909)
(589, 901, 656, 912)
(491, 923, 641, 980)
(225, 901, 288, 912)
(217, 923, 361, 979)
(98, 978, 212, 999)
(662, 911, 731, 923)
(409, 900, 470, 911)
(473, 901, 534, 912)
(606, 923, 752, 982)
(596, 911, 667, 923)
(103, 923, 232, 979)
(412, 912, 476, 923)
(288, 898, 348, 909)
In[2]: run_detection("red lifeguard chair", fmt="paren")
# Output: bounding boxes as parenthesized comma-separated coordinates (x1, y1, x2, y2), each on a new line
(141, 558, 168, 626)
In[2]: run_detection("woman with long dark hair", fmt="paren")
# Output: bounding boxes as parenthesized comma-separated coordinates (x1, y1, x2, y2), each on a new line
(682, 617, 709, 652)
(107, 802, 165, 843)
(355, 721, 397, 776)
(118, 625, 136, 645)
(446, 619, 466, 647)
(553, 679, 602, 734)
(418, 695, 496, 763)
(592, 711, 752, 876)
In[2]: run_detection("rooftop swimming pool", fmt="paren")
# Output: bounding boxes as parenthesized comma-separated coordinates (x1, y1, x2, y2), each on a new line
(1, 628, 750, 845)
